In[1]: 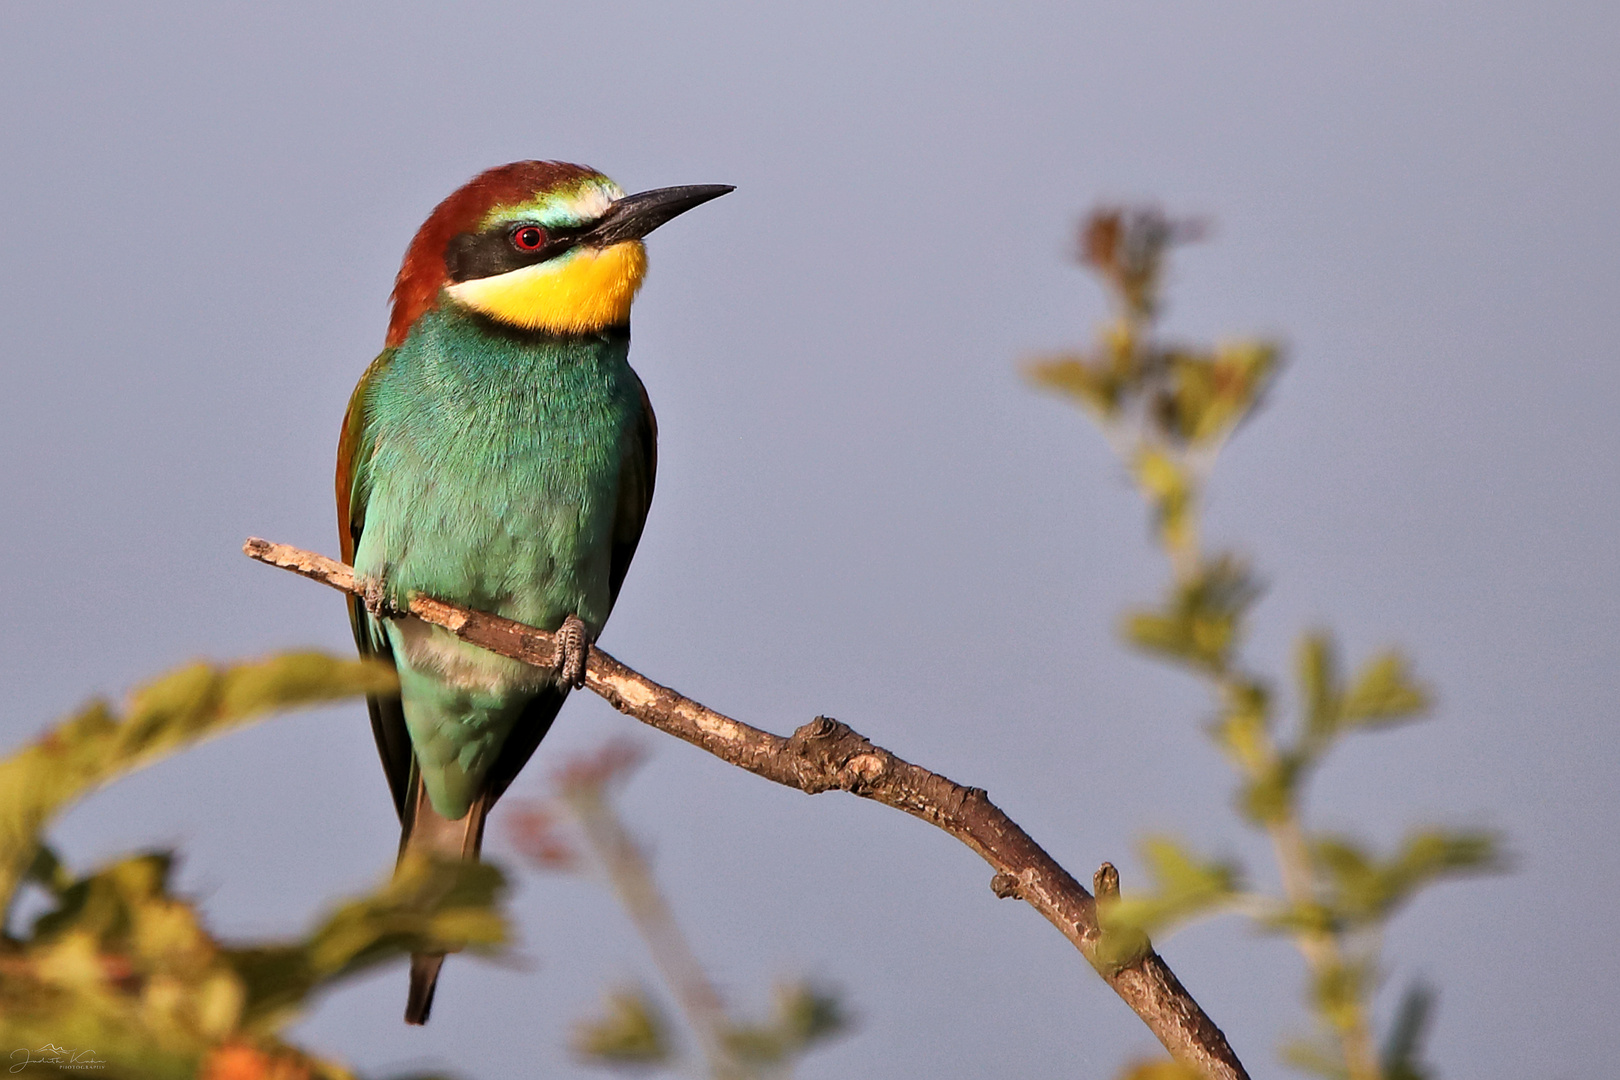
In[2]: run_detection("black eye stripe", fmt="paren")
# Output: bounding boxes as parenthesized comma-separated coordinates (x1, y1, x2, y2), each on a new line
(444, 221, 594, 284)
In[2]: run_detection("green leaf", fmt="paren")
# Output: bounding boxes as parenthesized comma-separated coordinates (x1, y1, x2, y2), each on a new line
(771, 981, 849, 1050)
(1259, 899, 1339, 937)
(1132, 448, 1195, 554)
(1024, 354, 1124, 419)
(1381, 980, 1437, 1080)
(1122, 555, 1260, 673)
(1310, 957, 1373, 1033)
(571, 987, 671, 1066)
(229, 854, 509, 1031)
(1169, 340, 1280, 446)
(723, 981, 850, 1067)
(3, 852, 244, 1077)
(1313, 830, 1501, 927)
(0, 653, 396, 909)
(1341, 652, 1430, 727)
(2, 844, 501, 1078)
(1116, 1060, 1205, 1080)
(1296, 632, 1342, 748)
(1209, 678, 1272, 773)
(22, 842, 73, 897)
(1237, 751, 1305, 825)
(1279, 1034, 1349, 1079)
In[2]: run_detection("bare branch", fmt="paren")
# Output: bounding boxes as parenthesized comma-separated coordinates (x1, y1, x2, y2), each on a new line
(243, 537, 1250, 1080)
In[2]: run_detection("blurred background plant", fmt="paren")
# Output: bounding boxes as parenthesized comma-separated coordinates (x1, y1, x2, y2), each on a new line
(1027, 208, 1504, 1080)
(505, 741, 849, 1080)
(0, 653, 507, 1080)
(0, 657, 842, 1080)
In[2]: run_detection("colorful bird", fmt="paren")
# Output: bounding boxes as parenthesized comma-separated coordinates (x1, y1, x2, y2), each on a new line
(335, 161, 730, 1024)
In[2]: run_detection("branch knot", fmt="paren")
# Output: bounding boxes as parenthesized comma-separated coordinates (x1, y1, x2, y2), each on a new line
(786, 716, 892, 794)
(990, 871, 1023, 899)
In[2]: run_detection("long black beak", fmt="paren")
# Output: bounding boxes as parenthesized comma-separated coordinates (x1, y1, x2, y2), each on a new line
(582, 184, 734, 247)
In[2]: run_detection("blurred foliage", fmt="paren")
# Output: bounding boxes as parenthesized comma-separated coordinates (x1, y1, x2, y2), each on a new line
(1122, 555, 1260, 675)
(1379, 982, 1438, 1080)
(509, 743, 849, 1079)
(1036, 209, 1502, 1080)
(1098, 838, 1238, 969)
(0, 653, 509, 1080)
(1282, 981, 1437, 1080)
(722, 982, 847, 1070)
(0, 654, 396, 906)
(572, 988, 672, 1066)
(1116, 1061, 1206, 1080)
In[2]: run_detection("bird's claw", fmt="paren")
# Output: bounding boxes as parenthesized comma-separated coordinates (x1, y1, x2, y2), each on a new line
(555, 614, 589, 689)
(360, 574, 401, 619)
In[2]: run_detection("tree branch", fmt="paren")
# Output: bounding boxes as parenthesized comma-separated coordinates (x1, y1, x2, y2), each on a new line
(243, 537, 1249, 1080)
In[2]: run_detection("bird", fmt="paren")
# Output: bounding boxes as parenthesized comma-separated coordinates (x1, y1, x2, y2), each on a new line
(335, 161, 731, 1024)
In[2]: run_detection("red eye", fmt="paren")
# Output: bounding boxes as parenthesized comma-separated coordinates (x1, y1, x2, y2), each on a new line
(511, 225, 547, 252)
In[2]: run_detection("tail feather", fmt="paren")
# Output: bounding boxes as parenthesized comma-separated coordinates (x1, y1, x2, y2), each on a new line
(406, 954, 445, 1025)
(399, 770, 491, 1025)
(393, 691, 565, 1024)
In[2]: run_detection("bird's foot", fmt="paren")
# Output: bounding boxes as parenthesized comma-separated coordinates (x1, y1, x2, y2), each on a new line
(359, 573, 402, 619)
(555, 614, 589, 689)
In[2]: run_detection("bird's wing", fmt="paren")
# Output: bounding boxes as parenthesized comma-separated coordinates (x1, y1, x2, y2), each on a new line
(608, 373, 658, 608)
(337, 348, 414, 821)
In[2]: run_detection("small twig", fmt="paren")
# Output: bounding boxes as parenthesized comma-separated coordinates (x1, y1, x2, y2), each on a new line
(244, 537, 1250, 1080)
(563, 781, 742, 1079)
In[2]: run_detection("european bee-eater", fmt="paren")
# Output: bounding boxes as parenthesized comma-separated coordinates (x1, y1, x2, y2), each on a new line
(336, 161, 730, 1024)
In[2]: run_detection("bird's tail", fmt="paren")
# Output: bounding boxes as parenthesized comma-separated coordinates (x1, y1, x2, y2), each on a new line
(398, 771, 491, 1025)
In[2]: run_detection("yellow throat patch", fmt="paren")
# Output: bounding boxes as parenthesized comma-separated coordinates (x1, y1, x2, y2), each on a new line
(444, 240, 648, 334)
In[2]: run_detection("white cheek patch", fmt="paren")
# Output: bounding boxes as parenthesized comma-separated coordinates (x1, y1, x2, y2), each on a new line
(563, 183, 620, 223)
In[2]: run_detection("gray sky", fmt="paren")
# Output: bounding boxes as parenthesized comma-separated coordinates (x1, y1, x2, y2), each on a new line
(2, 2, 1616, 1077)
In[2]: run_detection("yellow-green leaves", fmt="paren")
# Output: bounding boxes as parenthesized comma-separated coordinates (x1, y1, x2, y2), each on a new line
(2, 849, 506, 1080)
(1163, 342, 1280, 447)
(1025, 336, 1278, 451)
(1133, 448, 1196, 555)
(228, 854, 508, 1033)
(1026, 209, 1278, 453)
(1115, 1060, 1206, 1080)
(1380, 982, 1438, 1080)
(1298, 633, 1341, 747)
(1341, 652, 1430, 726)
(1028, 202, 1500, 1080)
(1226, 639, 1432, 827)
(1309, 957, 1376, 1036)
(722, 982, 849, 1070)
(1025, 351, 1129, 422)
(571, 988, 672, 1066)
(1298, 634, 1430, 754)
(1124, 556, 1259, 674)
(1237, 753, 1305, 826)
(0, 651, 462, 1079)
(0, 653, 396, 909)
(1097, 838, 1239, 969)
(1311, 831, 1500, 929)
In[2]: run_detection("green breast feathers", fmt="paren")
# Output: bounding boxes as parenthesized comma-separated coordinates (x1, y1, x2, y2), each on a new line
(346, 305, 653, 817)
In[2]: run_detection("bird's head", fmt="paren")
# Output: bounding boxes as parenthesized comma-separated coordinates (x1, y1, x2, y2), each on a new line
(388, 161, 731, 345)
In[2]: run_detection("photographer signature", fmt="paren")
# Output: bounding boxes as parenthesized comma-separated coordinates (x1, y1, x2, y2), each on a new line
(9, 1045, 107, 1073)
